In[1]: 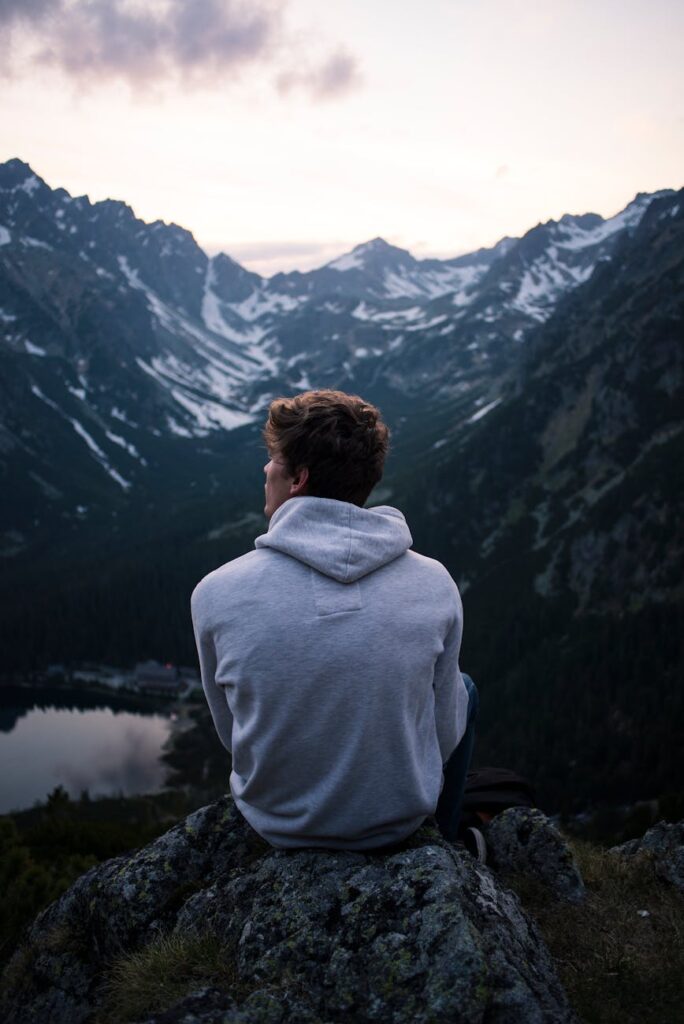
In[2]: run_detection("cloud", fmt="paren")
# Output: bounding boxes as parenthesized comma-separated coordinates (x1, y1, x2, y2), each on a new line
(276, 49, 361, 100)
(0, 0, 277, 84)
(0, 0, 59, 26)
(0, 0, 361, 98)
(308, 50, 361, 99)
(495, 164, 509, 180)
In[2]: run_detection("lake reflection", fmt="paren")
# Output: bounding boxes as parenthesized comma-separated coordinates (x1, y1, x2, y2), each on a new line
(0, 687, 172, 813)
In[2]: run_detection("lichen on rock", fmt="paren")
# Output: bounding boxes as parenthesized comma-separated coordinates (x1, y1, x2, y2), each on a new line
(485, 806, 586, 904)
(1, 797, 578, 1023)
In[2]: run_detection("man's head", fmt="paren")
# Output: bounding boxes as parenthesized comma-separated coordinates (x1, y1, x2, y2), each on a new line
(262, 389, 390, 518)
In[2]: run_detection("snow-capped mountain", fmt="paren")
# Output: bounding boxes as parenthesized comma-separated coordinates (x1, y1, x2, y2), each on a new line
(0, 156, 678, 560)
(389, 190, 684, 808)
(2, 159, 682, 814)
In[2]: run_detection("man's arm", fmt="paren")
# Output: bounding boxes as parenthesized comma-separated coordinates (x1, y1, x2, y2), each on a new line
(191, 583, 233, 753)
(432, 591, 468, 763)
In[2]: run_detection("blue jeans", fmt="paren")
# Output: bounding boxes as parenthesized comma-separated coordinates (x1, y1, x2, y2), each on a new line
(435, 674, 478, 842)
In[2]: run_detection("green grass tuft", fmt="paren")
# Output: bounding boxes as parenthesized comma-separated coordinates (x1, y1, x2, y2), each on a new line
(98, 932, 249, 1024)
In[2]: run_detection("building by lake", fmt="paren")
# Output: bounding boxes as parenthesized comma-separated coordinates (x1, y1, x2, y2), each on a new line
(135, 661, 187, 697)
(40, 661, 200, 700)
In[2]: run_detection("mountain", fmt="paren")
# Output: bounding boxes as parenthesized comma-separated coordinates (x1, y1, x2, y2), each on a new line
(398, 192, 684, 599)
(394, 190, 684, 808)
(1, 158, 673, 556)
(1, 157, 682, 810)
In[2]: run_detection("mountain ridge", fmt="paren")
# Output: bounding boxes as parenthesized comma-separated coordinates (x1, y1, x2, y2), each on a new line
(1, 159, 682, 814)
(1, 156, 680, 554)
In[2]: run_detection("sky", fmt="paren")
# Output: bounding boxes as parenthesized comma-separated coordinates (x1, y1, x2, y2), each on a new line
(1, 0, 682, 276)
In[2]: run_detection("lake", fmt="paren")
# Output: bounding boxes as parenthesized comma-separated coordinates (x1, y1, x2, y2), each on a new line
(0, 685, 174, 814)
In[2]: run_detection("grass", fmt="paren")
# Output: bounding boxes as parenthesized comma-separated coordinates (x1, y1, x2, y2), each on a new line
(507, 840, 684, 1024)
(97, 932, 252, 1024)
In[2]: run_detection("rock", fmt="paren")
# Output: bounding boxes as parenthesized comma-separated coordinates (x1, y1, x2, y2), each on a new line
(485, 807, 586, 903)
(609, 820, 684, 893)
(1, 798, 578, 1024)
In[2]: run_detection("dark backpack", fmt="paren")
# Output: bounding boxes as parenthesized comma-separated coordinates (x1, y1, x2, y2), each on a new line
(460, 767, 537, 828)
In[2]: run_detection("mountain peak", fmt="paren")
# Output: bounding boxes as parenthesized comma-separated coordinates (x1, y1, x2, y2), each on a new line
(326, 237, 414, 273)
(0, 158, 47, 195)
(354, 236, 392, 251)
(353, 236, 412, 258)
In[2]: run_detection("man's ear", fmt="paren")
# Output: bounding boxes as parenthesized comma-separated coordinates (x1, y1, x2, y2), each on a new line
(289, 466, 309, 497)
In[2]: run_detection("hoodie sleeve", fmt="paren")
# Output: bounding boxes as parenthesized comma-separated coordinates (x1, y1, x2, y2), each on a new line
(432, 589, 467, 763)
(191, 581, 233, 753)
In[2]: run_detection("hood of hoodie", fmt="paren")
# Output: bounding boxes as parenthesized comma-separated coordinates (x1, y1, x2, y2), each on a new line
(255, 497, 413, 583)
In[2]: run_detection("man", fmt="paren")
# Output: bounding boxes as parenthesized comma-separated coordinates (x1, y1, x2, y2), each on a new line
(191, 389, 478, 851)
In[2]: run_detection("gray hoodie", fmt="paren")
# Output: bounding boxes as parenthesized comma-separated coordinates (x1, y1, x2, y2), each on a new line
(191, 496, 468, 849)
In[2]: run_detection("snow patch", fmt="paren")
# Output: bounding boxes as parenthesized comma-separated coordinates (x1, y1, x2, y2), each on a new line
(467, 398, 502, 423)
(22, 236, 52, 250)
(511, 260, 579, 321)
(25, 340, 47, 356)
(379, 263, 487, 302)
(352, 302, 422, 323)
(201, 262, 278, 373)
(136, 356, 254, 433)
(105, 430, 145, 462)
(117, 254, 142, 287)
(382, 270, 427, 300)
(170, 388, 254, 432)
(19, 175, 40, 196)
(327, 250, 364, 272)
(111, 406, 138, 427)
(554, 202, 647, 252)
(166, 416, 193, 438)
(69, 419, 131, 488)
(407, 314, 448, 332)
(474, 306, 498, 324)
(291, 371, 312, 390)
(230, 287, 303, 321)
(0, 226, 11, 246)
(351, 301, 374, 321)
(30, 383, 60, 412)
(30, 384, 131, 489)
(121, 257, 276, 390)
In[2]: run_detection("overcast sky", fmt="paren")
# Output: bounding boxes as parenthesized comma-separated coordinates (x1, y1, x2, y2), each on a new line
(1, 0, 682, 275)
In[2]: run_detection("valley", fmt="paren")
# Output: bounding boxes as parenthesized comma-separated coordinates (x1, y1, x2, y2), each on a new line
(1, 158, 682, 813)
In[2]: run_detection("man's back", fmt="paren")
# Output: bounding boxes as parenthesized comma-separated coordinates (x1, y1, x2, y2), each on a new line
(192, 497, 469, 849)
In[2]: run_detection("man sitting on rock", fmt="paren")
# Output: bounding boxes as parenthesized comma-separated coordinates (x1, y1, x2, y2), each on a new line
(191, 389, 479, 852)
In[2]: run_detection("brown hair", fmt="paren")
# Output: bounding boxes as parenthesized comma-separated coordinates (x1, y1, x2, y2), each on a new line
(263, 390, 390, 506)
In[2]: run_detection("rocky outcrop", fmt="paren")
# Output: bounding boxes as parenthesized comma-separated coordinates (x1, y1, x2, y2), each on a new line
(1, 797, 579, 1024)
(609, 820, 684, 893)
(485, 807, 586, 903)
